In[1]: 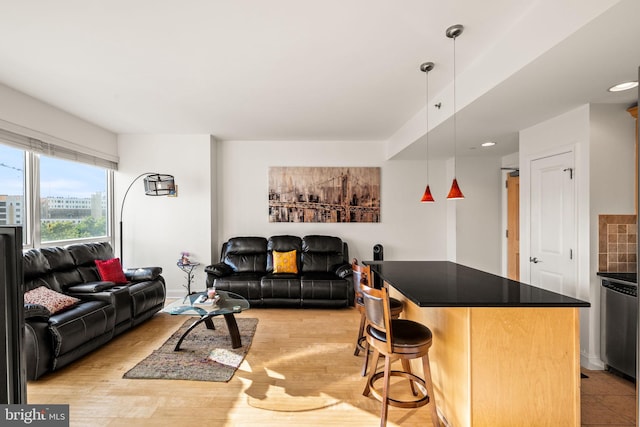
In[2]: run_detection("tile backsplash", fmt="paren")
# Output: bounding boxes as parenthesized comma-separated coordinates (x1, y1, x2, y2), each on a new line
(598, 214, 637, 272)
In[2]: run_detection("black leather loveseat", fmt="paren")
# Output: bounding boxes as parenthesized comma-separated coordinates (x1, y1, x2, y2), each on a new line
(205, 235, 354, 308)
(22, 242, 166, 380)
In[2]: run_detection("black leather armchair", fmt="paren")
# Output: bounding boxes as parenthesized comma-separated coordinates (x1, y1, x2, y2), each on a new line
(205, 235, 354, 308)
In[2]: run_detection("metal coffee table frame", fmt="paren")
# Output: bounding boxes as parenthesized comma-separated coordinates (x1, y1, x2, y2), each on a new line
(162, 290, 250, 351)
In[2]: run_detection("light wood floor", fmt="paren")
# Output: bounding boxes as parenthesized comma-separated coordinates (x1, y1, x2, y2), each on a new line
(26, 307, 637, 426)
(27, 307, 438, 426)
(581, 368, 636, 426)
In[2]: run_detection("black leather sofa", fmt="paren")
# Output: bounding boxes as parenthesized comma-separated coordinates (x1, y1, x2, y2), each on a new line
(22, 242, 166, 380)
(205, 235, 354, 308)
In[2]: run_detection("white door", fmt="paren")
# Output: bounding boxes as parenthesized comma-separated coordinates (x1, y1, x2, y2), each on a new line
(529, 151, 576, 297)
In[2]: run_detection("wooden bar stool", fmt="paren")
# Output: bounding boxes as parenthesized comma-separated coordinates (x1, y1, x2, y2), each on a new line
(360, 280, 440, 427)
(352, 260, 403, 376)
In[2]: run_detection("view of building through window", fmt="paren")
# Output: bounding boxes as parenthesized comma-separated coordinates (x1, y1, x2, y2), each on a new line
(0, 144, 24, 228)
(39, 155, 108, 242)
(0, 143, 109, 244)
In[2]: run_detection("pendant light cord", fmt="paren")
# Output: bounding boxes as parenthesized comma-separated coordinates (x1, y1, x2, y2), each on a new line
(445, 24, 464, 200)
(452, 34, 457, 178)
(425, 69, 430, 182)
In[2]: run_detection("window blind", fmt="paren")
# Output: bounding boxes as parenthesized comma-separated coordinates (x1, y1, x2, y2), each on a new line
(0, 128, 118, 170)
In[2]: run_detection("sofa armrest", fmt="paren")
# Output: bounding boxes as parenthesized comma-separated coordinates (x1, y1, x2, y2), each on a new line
(24, 303, 51, 320)
(124, 267, 163, 282)
(66, 287, 129, 305)
(67, 281, 118, 293)
(204, 262, 233, 278)
(334, 263, 353, 279)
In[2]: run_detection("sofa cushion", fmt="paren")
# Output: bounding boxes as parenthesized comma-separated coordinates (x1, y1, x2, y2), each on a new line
(267, 235, 302, 273)
(24, 286, 80, 314)
(48, 300, 115, 358)
(226, 237, 268, 254)
(273, 250, 298, 274)
(22, 249, 51, 281)
(95, 258, 128, 284)
(300, 273, 351, 303)
(261, 274, 301, 300)
(77, 266, 101, 283)
(40, 246, 76, 270)
(39, 247, 84, 290)
(223, 237, 268, 273)
(301, 236, 346, 273)
(67, 242, 113, 266)
(214, 273, 263, 302)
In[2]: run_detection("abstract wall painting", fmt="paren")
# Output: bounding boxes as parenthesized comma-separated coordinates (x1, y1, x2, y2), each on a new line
(268, 166, 380, 223)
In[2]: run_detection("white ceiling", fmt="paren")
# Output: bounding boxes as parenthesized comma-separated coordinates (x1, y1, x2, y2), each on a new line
(0, 0, 637, 159)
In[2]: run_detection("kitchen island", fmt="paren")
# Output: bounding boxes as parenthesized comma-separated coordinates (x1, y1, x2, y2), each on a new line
(366, 261, 590, 427)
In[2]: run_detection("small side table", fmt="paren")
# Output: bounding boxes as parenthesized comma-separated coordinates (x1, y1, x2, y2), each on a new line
(177, 261, 200, 295)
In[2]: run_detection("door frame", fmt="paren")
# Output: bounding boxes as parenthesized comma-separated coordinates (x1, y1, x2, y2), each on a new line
(520, 141, 596, 368)
(528, 150, 577, 296)
(500, 166, 519, 279)
(506, 172, 520, 281)
(521, 144, 579, 288)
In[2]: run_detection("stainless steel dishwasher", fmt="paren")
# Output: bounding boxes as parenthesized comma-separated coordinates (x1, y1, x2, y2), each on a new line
(600, 275, 637, 379)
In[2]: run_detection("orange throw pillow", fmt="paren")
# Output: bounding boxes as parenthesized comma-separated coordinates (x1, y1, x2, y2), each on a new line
(273, 250, 298, 274)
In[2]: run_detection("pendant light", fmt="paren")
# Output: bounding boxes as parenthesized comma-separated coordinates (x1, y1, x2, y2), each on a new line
(420, 61, 435, 203)
(446, 24, 465, 200)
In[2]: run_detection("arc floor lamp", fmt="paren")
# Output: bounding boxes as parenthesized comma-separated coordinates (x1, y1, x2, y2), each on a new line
(119, 172, 175, 266)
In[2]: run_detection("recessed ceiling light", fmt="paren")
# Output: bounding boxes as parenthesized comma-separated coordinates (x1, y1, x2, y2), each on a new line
(481, 141, 496, 147)
(608, 81, 638, 92)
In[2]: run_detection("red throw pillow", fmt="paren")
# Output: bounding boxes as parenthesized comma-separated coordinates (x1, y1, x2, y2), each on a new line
(95, 258, 128, 284)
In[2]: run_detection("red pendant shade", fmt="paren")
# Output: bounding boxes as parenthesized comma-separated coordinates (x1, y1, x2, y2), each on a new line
(420, 185, 435, 203)
(446, 178, 464, 200)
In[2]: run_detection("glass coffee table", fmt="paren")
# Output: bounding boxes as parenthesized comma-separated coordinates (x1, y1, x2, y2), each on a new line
(162, 290, 250, 351)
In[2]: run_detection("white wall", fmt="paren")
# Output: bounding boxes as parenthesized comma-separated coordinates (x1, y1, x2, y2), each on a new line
(519, 103, 636, 369)
(520, 105, 592, 366)
(117, 134, 216, 297)
(587, 103, 636, 368)
(0, 83, 117, 161)
(455, 155, 503, 275)
(0, 78, 506, 301)
(589, 104, 636, 214)
(217, 140, 450, 263)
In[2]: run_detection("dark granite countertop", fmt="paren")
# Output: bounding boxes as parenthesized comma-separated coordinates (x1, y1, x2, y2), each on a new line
(365, 261, 590, 308)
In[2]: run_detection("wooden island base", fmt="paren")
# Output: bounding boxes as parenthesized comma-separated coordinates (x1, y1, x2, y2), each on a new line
(391, 289, 581, 427)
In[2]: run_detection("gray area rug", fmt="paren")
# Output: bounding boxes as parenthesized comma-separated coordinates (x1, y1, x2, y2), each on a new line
(123, 317, 258, 382)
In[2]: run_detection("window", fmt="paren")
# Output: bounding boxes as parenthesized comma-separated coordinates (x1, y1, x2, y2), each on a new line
(39, 155, 108, 242)
(0, 144, 26, 241)
(0, 139, 114, 247)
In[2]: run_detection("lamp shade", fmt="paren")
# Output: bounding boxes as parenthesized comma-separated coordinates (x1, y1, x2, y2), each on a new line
(420, 185, 435, 203)
(143, 174, 175, 196)
(447, 178, 464, 200)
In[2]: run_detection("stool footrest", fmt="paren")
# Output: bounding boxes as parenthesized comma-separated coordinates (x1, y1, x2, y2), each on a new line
(366, 370, 430, 409)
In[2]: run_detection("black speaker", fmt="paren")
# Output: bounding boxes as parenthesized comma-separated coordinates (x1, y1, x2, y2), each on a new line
(373, 244, 383, 261)
(372, 244, 384, 288)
